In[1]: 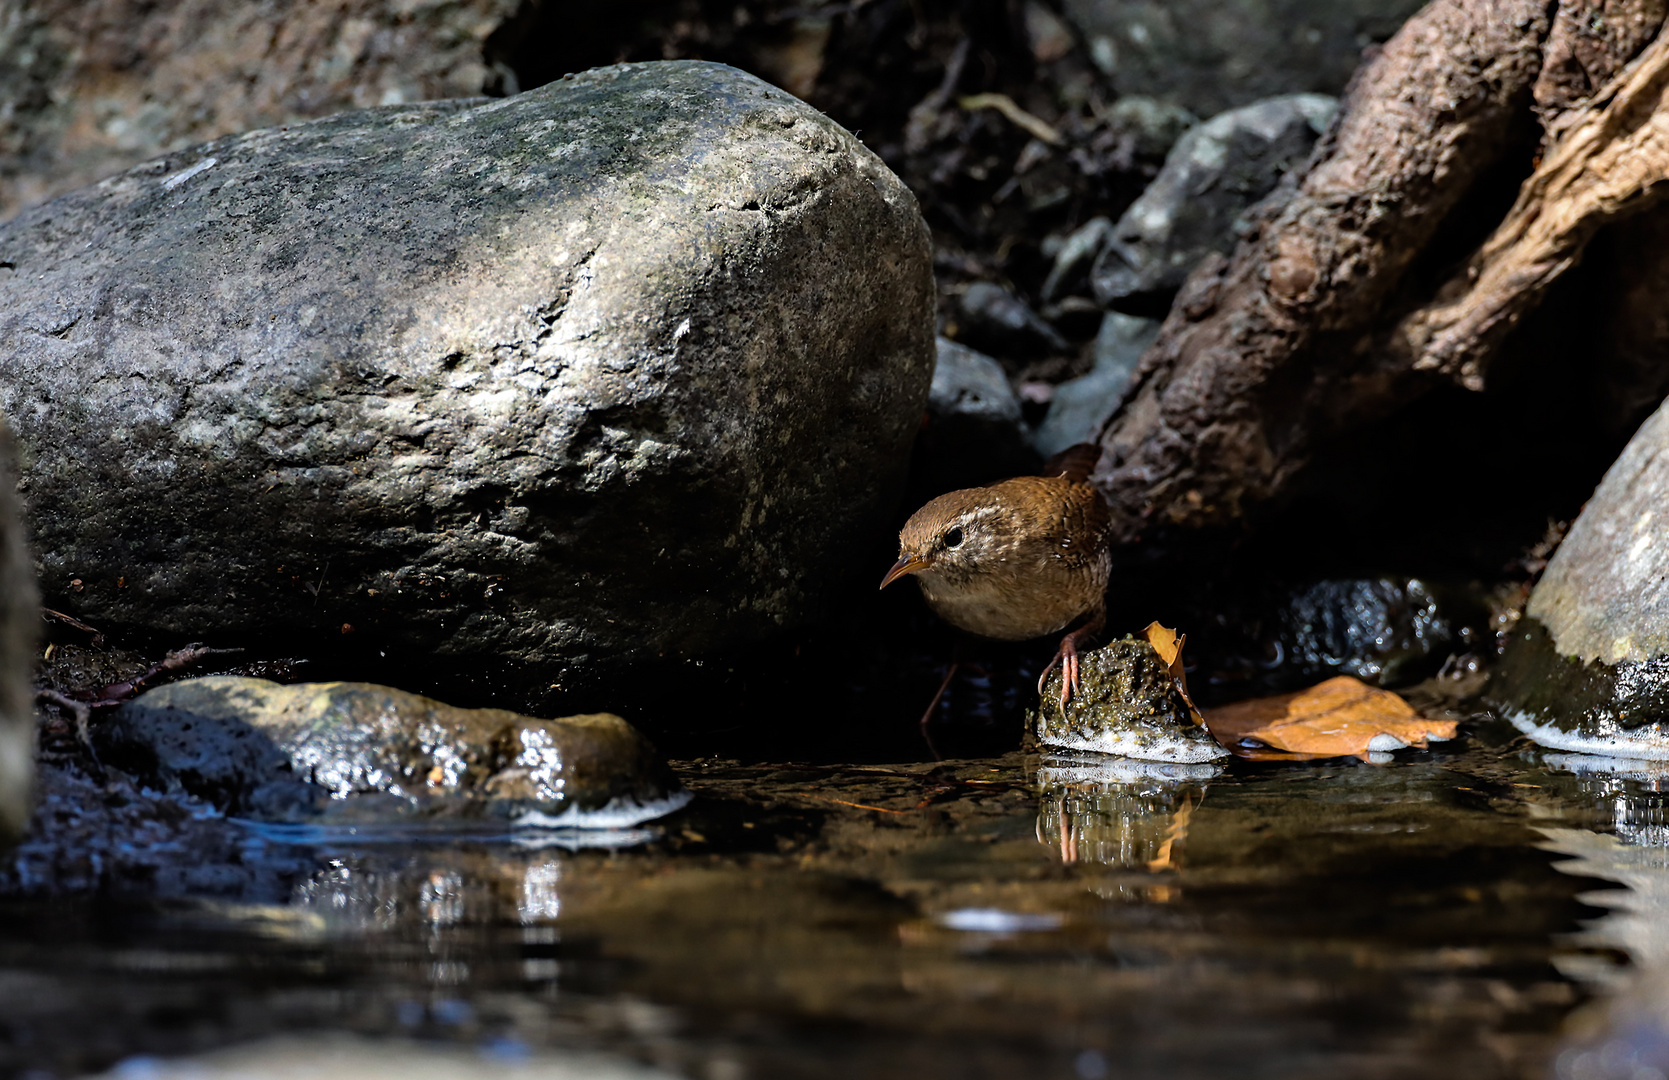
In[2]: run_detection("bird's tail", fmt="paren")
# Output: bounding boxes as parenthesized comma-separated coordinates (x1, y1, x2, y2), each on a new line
(1043, 442, 1100, 483)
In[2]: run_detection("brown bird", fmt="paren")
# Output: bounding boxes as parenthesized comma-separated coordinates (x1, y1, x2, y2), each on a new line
(880, 444, 1111, 748)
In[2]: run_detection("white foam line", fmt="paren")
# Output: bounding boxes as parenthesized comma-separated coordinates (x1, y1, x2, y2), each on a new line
(1506, 709, 1669, 761)
(512, 788, 694, 830)
(1040, 729, 1230, 764)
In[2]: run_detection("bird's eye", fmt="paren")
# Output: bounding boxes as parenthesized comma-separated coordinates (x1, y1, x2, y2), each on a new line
(943, 527, 964, 549)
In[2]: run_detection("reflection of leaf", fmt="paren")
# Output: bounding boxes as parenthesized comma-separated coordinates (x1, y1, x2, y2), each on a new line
(1203, 676, 1457, 762)
(1141, 621, 1204, 726)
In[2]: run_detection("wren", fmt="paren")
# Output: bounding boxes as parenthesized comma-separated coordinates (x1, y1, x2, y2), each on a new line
(880, 444, 1111, 741)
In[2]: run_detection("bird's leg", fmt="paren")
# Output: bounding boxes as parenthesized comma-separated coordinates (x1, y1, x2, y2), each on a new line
(918, 659, 956, 761)
(1037, 611, 1105, 711)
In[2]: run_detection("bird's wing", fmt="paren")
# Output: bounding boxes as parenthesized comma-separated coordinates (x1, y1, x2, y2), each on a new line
(1042, 442, 1100, 483)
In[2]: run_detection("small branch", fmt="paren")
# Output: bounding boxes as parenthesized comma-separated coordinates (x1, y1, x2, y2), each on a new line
(41, 607, 104, 647)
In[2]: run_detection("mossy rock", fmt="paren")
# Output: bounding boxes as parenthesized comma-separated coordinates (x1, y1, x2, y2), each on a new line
(1032, 638, 1228, 763)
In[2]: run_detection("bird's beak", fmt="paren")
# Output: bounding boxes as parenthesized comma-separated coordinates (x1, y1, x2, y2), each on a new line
(879, 554, 929, 590)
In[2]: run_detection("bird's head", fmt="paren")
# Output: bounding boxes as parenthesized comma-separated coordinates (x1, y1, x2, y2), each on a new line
(878, 488, 1025, 591)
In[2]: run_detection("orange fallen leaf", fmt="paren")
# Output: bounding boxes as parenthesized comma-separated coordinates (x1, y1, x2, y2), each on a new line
(1142, 621, 1204, 726)
(1203, 675, 1457, 762)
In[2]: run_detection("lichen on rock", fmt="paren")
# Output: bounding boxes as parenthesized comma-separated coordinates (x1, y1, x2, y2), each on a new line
(1032, 638, 1228, 763)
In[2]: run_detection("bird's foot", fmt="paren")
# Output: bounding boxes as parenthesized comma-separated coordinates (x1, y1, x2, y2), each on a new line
(1037, 620, 1102, 711)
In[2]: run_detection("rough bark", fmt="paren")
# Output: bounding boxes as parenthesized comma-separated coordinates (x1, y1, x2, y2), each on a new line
(1093, 0, 1669, 544)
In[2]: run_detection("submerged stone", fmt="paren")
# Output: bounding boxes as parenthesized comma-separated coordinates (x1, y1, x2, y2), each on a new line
(1032, 638, 1228, 763)
(1495, 397, 1669, 758)
(100, 677, 690, 827)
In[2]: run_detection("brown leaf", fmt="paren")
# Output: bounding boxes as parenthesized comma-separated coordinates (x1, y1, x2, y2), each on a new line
(1203, 676, 1457, 762)
(1141, 621, 1203, 726)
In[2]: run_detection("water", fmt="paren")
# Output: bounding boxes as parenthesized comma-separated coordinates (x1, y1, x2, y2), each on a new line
(4, 715, 1668, 1079)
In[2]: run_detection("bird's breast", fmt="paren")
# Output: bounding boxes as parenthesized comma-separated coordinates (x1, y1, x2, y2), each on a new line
(915, 562, 1102, 642)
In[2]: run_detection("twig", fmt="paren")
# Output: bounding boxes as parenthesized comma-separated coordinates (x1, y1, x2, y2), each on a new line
(35, 688, 100, 771)
(959, 93, 1063, 146)
(791, 793, 912, 814)
(41, 608, 105, 647)
(97, 643, 243, 701)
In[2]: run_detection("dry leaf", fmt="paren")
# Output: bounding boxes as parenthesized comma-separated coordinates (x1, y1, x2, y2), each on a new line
(1141, 621, 1204, 726)
(1203, 676, 1457, 762)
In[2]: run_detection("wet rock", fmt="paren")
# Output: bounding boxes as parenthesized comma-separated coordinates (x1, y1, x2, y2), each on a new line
(1035, 752, 1217, 869)
(1205, 577, 1470, 693)
(1063, 0, 1422, 118)
(0, 419, 35, 843)
(99, 677, 691, 826)
(1031, 312, 1161, 460)
(1101, 96, 1199, 160)
(1494, 397, 1669, 758)
(0, 61, 934, 707)
(954, 282, 1070, 358)
(915, 338, 1036, 491)
(1032, 638, 1228, 762)
(1091, 94, 1337, 311)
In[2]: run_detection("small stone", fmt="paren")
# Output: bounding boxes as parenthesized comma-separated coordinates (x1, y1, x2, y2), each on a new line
(1041, 217, 1113, 302)
(1032, 312, 1161, 459)
(1091, 93, 1337, 310)
(917, 337, 1038, 489)
(1032, 639, 1228, 763)
(100, 677, 691, 827)
(956, 282, 1071, 358)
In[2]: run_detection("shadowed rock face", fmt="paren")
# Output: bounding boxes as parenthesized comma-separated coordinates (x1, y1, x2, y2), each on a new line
(0, 60, 935, 707)
(0, 419, 36, 842)
(1496, 397, 1669, 758)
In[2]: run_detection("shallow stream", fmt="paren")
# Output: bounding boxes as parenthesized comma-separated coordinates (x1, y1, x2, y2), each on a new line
(4, 709, 1669, 1079)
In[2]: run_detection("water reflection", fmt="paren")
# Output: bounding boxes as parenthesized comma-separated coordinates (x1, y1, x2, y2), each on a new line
(1540, 754, 1669, 1077)
(1034, 754, 1219, 870)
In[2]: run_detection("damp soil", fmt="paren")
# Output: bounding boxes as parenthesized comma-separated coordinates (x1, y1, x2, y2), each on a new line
(3, 699, 1667, 1080)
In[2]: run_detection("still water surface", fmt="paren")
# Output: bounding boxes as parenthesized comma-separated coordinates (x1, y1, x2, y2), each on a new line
(2, 717, 1666, 1080)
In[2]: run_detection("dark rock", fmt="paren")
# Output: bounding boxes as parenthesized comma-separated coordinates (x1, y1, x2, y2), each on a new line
(954, 282, 1070, 359)
(1041, 216, 1113, 302)
(914, 338, 1037, 491)
(0, 61, 934, 708)
(1493, 398, 1669, 757)
(0, 0, 515, 221)
(1032, 638, 1228, 762)
(0, 418, 35, 842)
(1063, 0, 1423, 118)
(1032, 312, 1160, 459)
(100, 677, 691, 826)
(1092, 94, 1336, 310)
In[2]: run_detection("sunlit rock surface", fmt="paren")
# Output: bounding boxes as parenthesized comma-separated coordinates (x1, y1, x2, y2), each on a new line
(1496, 397, 1669, 758)
(0, 60, 934, 709)
(100, 677, 689, 827)
(1032, 638, 1228, 762)
(0, 419, 35, 842)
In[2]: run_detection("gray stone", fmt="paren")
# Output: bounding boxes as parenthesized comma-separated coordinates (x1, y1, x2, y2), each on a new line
(1065, 0, 1422, 119)
(0, 419, 35, 843)
(1032, 638, 1228, 763)
(0, 61, 935, 706)
(915, 338, 1036, 492)
(1092, 93, 1337, 309)
(100, 676, 690, 827)
(1041, 216, 1112, 302)
(929, 338, 1022, 431)
(1494, 397, 1669, 758)
(1032, 312, 1160, 460)
(955, 281, 1070, 358)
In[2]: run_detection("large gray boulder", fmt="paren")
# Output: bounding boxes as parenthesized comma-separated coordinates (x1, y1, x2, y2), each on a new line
(0, 61, 935, 705)
(1495, 397, 1669, 757)
(0, 419, 35, 842)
